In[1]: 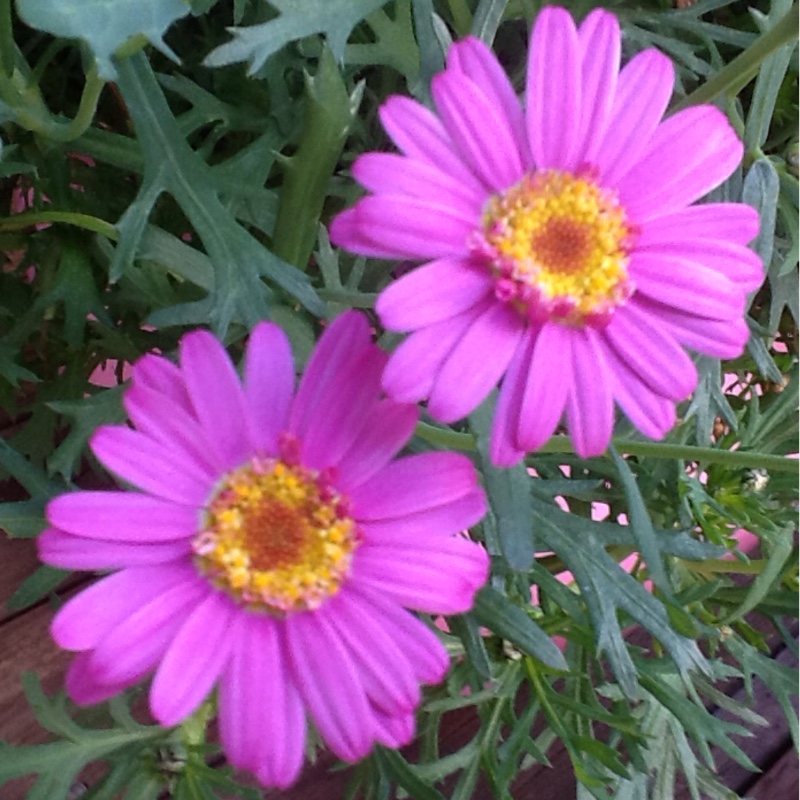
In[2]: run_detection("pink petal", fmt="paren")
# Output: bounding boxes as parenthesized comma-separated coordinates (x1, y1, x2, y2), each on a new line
(47, 492, 198, 542)
(603, 303, 698, 400)
(51, 564, 195, 650)
(432, 70, 525, 191)
(329, 208, 410, 259)
(38, 528, 189, 570)
(324, 591, 421, 714)
(490, 330, 535, 467)
(378, 95, 488, 194)
(381, 302, 487, 402)
(351, 195, 477, 260)
(447, 36, 529, 164)
(633, 296, 751, 360)
(376, 258, 492, 332)
(353, 539, 489, 614)
(335, 400, 419, 492)
(348, 584, 451, 684)
(517, 323, 571, 453)
(123, 384, 220, 476)
(150, 591, 236, 726)
(300, 345, 386, 472)
(602, 345, 676, 439)
(592, 50, 673, 183)
(284, 612, 373, 762)
(575, 9, 620, 165)
(373, 709, 415, 749)
(636, 203, 760, 247)
(630, 252, 745, 320)
(219, 615, 305, 789)
(132, 354, 191, 409)
(617, 106, 744, 221)
(350, 452, 480, 520)
(244, 322, 295, 456)
(90, 579, 208, 685)
(352, 152, 484, 213)
(289, 311, 372, 442)
(566, 329, 614, 457)
(427, 301, 523, 423)
(90, 426, 214, 505)
(65, 652, 129, 707)
(526, 7, 582, 171)
(359, 489, 487, 542)
(179, 331, 253, 472)
(635, 239, 763, 293)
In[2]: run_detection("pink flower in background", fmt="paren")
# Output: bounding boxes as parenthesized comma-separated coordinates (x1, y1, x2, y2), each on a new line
(38, 312, 488, 788)
(331, 5, 762, 465)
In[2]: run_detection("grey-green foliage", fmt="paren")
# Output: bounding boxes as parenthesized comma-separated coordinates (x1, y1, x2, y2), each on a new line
(205, 0, 392, 71)
(15, 0, 191, 80)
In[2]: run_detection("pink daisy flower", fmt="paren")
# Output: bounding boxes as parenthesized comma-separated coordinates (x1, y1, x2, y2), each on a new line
(330, 6, 762, 465)
(38, 312, 489, 788)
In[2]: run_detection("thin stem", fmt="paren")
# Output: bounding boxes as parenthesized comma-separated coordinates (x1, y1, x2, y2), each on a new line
(47, 64, 105, 142)
(447, 0, 474, 35)
(414, 421, 799, 474)
(0, 210, 118, 240)
(0, 0, 14, 78)
(675, 4, 799, 110)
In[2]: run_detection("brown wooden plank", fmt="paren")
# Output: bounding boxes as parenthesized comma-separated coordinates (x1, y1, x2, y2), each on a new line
(0, 534, 42, 620)
(747, 745, 799, 799)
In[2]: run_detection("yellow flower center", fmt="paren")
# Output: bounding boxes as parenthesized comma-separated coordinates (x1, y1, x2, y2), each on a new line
(192, 456, 359, 614)
(471, 170, 635, 328)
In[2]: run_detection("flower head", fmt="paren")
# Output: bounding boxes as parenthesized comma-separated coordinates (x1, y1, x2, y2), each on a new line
(331, 6, 762, 465)
(38, 311, 489, 788)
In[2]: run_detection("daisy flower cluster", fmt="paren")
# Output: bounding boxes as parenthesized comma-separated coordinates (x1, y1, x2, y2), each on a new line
(37, 4, 760, 791)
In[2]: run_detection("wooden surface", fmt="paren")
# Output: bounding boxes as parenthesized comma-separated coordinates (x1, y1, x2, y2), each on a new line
(1, 530, 796, 799)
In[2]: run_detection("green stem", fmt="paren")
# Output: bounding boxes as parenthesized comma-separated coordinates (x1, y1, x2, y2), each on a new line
(675, 4, 799, 110)
(47, 64, 105, 142)
(682, 558, 769, 575)
(317, 289, 377, 308)
(0, 210, 118, 240)
(447, 0, 474, 35)
(414, 421, 799, 473)
(0, 0, 14, 77)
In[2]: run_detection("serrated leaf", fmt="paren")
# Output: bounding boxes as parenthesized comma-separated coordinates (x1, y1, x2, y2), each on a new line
(16, 0, 191, 80)
(472, 585, 568, 671)
(47, 387, 126, 480)
(374, 749, 447, 800)
(0, 676, 164, 800)
(471, 395, 535, 570)
(7, 565, 69, 611)
(743, 157, 780, 271)
(112, 52, 324, 334)
(0, 498, 47, 538)
(534, 509, 708, 696)
(205, 0, 391, 71)
(609, 446, 669, 592)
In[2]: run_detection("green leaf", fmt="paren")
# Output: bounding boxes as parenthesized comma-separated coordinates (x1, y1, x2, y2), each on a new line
(272, 46, 359, 270)
(472, 586, 568, 671)
(639, 669, 758, 771)
(0, 675, 164, 800)
(726, 637, 799, 748)
(448, 612, 492, 680)
(534, 507, 708, 696)
(374, 749, 447, 800)
(6, 565, 69, 611)
(112, 52, 324, 334)
(609, 446, 669, 593)
(743, 157, 780, 273)
(471, 395, 536, 570)
(204, 0, 391, 71)
(0, 499, 47, 538)
(16, 0, 191, 80)
(47, 387, 126, 480)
